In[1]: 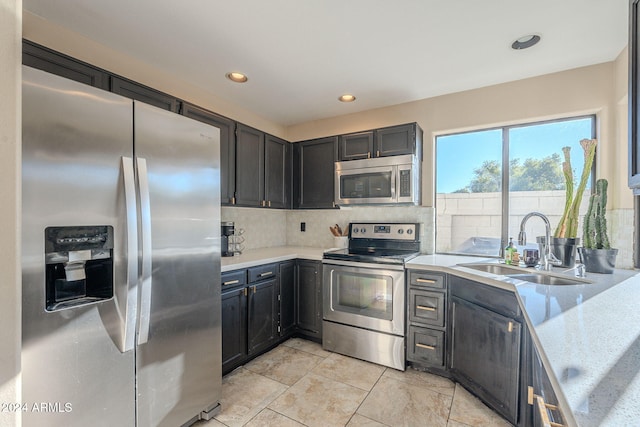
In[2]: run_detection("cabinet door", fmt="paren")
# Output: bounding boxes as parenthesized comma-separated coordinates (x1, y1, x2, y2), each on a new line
(265, 134, 291, 209)
(181, 102, 236, 205)
(294, 137, 338, 209)
(450, 296, 521, 425)
(295, 260, 322, 338)
(221, 286, 247, 374)
(338, 131, 374, 160)
(279, 261, 296, 337)
(235, 123, 265, 207)
(23, 41, 109, 90)
(110, 76, 178, 112)
(247, 278, 277, 355)
(374, 123, 417, 157)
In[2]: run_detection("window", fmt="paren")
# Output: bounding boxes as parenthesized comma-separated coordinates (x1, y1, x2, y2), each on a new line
(436, 116, 596, 256)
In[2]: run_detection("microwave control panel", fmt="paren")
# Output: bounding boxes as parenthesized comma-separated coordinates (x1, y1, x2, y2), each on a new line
(399, 169, 411, 197)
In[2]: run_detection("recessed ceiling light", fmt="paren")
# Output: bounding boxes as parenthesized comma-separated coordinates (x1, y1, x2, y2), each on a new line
(226, 72, 248, 83)
(338, 94, 356, 102)
(511, 34, 541, 50)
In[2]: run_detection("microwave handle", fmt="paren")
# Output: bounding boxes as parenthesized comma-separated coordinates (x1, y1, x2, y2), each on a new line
(391, 168, 397, 199)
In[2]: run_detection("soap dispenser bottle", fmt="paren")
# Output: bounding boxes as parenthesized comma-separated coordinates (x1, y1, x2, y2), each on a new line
(504, 237, 515, 265)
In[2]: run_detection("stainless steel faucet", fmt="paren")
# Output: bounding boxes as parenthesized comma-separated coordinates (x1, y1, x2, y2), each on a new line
(518, 212, 562, 271)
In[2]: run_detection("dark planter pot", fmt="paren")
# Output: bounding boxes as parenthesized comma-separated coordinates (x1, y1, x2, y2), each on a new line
(577, 247, 618, 274)
(537, 237, 580, 268)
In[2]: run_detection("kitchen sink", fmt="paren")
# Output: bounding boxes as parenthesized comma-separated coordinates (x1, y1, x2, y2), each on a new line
(506, 273, 590, 286)
(458, 262, 592, 286)
(458, 262, 529, 275)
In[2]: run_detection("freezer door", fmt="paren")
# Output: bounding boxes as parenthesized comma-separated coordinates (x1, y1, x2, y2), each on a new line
(21, 66, 136, 426)
(133, 102, 222, 427)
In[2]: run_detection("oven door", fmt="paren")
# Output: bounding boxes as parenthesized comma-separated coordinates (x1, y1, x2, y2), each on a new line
(322, 260, 405, 336)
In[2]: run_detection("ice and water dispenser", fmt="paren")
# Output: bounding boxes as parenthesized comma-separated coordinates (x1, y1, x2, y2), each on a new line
(45, 226, 114, 311)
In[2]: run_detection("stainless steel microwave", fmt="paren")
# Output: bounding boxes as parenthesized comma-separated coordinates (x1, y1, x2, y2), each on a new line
(335, 154, 420, 205)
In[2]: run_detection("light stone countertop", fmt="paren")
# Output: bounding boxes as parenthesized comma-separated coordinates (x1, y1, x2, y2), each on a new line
(406, 254, 640, 427)
(221, 246, 327, 272)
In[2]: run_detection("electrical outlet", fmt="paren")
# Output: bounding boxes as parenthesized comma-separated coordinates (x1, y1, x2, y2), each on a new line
(300, 222, 306, 232)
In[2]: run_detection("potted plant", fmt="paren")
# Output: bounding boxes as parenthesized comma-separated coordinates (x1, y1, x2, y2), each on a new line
(550, 138, 597, 267)
(578, 178, 618, 273)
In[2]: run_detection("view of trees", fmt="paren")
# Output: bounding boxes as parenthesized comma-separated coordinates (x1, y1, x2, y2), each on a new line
(454, 153, 564, 193)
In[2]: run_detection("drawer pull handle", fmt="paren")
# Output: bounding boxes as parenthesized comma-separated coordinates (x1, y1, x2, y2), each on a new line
(243, 288, 248, 297)
(417, 305, 436, 312)
(253, 286, 257, 294)
(259, 271, 273, 277)
(416, 278, 436, 284)
(416, 343, 436, 350)
(223, 279, 239, 286)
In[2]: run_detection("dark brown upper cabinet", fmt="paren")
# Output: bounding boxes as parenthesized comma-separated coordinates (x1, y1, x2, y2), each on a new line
(294, 136, 338, 209)
(111, 76, 179, 113)
(235, 124, 266, 207)
(265, 134, 292, 209)
(22, 40, 109, 90)
(337, 123, 423, 161)
(181, 102, 236, 205)
(338, 131, 374, 160)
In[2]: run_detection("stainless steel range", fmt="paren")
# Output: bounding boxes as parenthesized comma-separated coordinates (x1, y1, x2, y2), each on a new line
(322, 222, 420, 370)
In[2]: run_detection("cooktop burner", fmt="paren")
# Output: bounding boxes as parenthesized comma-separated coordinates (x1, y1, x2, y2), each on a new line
(323, 247, 420, 265)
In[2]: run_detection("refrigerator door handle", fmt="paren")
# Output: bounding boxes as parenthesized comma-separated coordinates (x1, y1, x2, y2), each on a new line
(122, 156, 139, 353)
(136, 157, 153, 345)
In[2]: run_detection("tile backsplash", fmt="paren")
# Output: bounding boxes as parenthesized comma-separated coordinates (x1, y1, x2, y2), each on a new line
(221, 206, 436, 253)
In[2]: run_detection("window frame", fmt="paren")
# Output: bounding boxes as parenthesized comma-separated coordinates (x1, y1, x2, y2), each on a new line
(435, 114, 597, 257)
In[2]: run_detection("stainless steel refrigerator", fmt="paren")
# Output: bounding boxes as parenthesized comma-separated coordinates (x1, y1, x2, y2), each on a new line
(21, 66, 222, 427)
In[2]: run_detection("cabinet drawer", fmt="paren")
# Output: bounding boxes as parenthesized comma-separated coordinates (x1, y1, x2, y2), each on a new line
(409, 289, 445, 327)
(221, 269, 247, 288)
(409, 271, 446, 289)
(248, 263, 278, 283)
(407, 326, 445, 368)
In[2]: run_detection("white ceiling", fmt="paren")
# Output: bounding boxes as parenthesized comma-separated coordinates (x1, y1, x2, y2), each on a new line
(23, 0, 629, 127)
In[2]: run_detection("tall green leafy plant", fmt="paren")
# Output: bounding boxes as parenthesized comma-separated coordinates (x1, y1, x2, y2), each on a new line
(583, 179, 611, 249)
(553, 138, 597, 238)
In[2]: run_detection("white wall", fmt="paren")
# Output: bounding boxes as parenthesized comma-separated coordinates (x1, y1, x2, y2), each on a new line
(0, 1, 21, 426)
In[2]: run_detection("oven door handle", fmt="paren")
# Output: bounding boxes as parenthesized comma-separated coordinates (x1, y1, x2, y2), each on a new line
(322, 259, 406, 271)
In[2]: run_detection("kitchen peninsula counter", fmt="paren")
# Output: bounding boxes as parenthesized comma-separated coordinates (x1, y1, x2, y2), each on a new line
(406, 254, 639, 427)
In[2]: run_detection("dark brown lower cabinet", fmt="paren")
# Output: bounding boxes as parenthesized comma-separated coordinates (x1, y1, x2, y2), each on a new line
(221, 286, 247, 374)
(295, 260, 322, 341)
(279, 261, 296, 337)
(247, 278, 278, 355)
(449, 276, 523, 426)
(406, 270, 448, 374)
(221, 259, 320, 375)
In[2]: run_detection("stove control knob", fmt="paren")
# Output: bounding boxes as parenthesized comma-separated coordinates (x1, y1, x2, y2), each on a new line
(361, 228, 367, 234)
(407, 228, 413, 235)
(353, 228, 359, 234)
(397, 229, 404, 234)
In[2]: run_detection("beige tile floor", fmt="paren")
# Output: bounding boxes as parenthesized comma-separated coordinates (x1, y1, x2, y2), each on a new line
(197, 338, 512, 427)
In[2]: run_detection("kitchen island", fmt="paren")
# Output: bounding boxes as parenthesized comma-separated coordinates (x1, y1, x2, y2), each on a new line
(406, 254, 639, 427)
